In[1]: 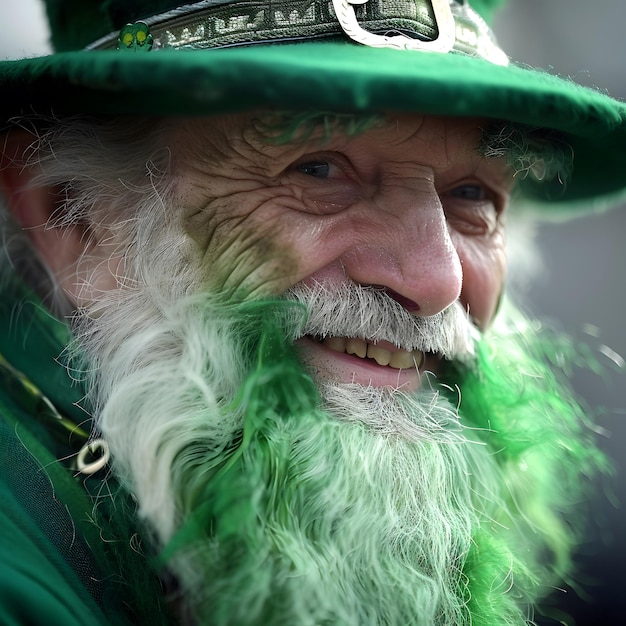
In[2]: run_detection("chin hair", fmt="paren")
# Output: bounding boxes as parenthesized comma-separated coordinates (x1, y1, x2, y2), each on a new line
(165, 385, 496, 626)
(1, 115, 602, 623)
(55, 182, 601, 626)
(73, 267, 605, 625)
(86, 292, 493, 625)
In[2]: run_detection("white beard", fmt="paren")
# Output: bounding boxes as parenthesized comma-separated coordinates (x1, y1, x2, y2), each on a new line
(4, 115, 595, 625)
(72, 266, 513, 625)
(62, 182, 590, 626)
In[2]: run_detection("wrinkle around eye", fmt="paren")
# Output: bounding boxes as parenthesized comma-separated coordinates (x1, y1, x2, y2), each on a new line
(440, 179, 508, 237)
(299, 184, 361, 216)
(283, 155, 363, 215)
(444, 198, 501, 236)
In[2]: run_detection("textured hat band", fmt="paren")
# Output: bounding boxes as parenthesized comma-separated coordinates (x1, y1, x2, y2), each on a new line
(87, 0, 508, 65)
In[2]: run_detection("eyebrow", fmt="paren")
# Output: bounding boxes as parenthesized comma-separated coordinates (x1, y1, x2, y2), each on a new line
(480, 122, 573, 186)
(253, 110, 382, 145)
(252, 111, 574, 189)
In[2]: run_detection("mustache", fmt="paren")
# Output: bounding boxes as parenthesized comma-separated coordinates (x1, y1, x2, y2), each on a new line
(284, 282, 479, 360)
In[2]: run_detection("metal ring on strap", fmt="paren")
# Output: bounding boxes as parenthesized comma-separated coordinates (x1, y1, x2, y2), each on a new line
(76, 439, 110, 475)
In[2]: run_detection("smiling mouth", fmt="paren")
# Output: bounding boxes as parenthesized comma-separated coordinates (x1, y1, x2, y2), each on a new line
(296, 335, 433, 390)
(311, 335, 425, 370)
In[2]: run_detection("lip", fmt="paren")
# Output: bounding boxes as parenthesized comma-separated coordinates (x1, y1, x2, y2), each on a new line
(295, 336, 435, 392)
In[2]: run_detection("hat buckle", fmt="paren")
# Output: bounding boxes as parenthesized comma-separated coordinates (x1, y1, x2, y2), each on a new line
(331, 0, 455, 52)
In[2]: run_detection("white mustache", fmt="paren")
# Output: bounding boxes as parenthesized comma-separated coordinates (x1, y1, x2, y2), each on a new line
(285, 282, 479, 360)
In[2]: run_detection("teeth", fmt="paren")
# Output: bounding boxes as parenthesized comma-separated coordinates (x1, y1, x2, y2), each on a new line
(367, 344, 391, 366)
(389, 350, 417, 369)
(324, 336, 346, 353)
(321, 336, 423, 371)
(345, 337, 367, 358)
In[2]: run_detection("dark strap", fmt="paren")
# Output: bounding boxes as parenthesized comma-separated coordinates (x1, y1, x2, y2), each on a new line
(87, 0, 508, 65)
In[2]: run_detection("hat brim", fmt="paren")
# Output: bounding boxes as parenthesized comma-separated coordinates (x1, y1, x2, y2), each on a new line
(2, 42, 626, 204)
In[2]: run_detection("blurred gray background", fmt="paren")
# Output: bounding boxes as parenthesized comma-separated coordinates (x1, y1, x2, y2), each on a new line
(1, 0, 624, 623)
(495, 3, 626, 624)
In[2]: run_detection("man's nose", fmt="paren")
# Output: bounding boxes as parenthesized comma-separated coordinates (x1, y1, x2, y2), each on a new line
(339, 182, 462, 317)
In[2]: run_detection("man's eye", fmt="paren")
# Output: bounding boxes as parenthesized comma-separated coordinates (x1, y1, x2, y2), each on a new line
(449, 184, 487, 201)
(296, 160, 330, 178)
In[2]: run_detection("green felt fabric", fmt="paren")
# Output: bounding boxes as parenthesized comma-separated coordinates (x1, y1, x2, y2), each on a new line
(2, 1, 626, 207)
(0, 277, 175, 626)
(2, 41, 626, 204)
(0, 406, 109, 626)
(0, 278, 85, 425)
(0, 406, 176, 625)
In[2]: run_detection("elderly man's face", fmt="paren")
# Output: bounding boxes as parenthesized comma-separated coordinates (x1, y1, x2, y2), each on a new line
(2, 112, 569, 625)
(162, 113, 510, 391)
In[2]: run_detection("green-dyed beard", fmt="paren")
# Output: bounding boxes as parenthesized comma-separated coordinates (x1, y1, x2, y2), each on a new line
(86, 295, 604, 626)
(166, 359, 486, 625)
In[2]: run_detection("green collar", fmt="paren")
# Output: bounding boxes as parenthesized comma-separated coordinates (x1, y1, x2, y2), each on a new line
(0, 275, 91, 449)
(0, 272, 177, 625)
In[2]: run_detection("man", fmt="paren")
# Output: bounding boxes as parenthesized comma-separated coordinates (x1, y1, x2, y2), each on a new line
(0, 1, 624, 624)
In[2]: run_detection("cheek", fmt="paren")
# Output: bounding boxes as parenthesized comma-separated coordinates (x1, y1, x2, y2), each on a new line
(181, 187, 312, 298)
(455, 232, 507, 329)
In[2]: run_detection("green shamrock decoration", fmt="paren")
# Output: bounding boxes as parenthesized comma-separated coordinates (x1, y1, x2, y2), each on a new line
(117, 21, 153, 52)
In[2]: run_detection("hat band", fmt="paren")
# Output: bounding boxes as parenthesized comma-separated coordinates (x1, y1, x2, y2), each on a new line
(87, 0, 508, 66)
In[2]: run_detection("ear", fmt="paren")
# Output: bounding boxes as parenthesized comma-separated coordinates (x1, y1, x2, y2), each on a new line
(0, 130, 88, 293)
(0, 130, 119, 306)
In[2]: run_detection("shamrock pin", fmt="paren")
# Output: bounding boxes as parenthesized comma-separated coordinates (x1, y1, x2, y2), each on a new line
(117, 21, 153, 52)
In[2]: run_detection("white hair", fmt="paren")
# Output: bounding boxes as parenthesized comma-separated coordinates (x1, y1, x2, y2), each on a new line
(0, 114, 589, 626)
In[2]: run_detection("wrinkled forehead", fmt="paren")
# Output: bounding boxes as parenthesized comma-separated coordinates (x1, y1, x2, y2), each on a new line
(159, 110, 567, 191)
(167, 110, 483, 141)
(164, 111, 492, 167)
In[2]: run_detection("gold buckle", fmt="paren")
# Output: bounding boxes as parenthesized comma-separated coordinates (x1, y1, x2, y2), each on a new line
(332, 0, 456, 52)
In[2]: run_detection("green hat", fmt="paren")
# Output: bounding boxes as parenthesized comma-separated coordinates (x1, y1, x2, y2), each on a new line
(2, 0, 626, 204)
